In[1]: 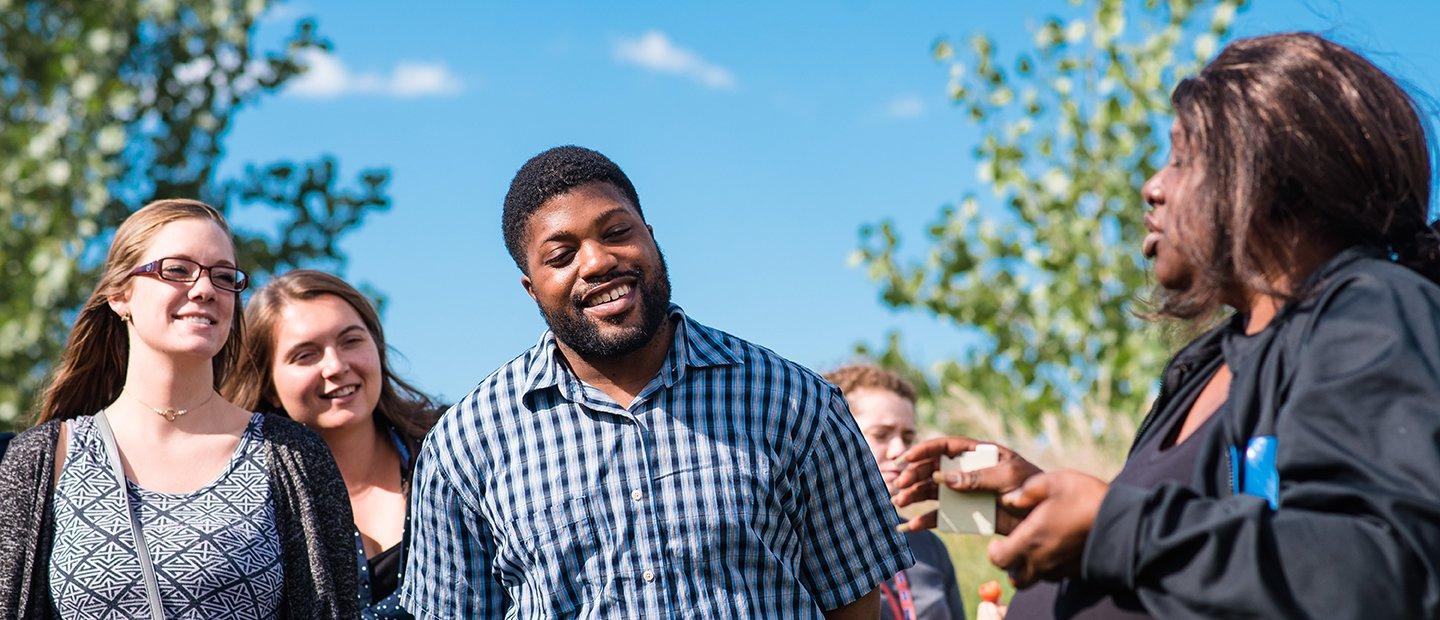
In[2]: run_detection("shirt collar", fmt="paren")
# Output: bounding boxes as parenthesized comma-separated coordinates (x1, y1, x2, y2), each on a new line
(520, 304, 741, 402)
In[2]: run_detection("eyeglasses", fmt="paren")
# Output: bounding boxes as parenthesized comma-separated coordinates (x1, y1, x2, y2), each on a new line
(128, 257, 250, 293)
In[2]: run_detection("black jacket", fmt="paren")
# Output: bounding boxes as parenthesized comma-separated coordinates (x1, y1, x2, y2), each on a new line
(1081, 247, 1440, 618)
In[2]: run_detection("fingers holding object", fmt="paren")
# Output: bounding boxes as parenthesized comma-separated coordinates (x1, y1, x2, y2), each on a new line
(989, 514, 1052, 588)
(890, 478, 938, 508)
(895, 509, 938, 533)
(899, 436, 985, 464)
(1001, 473, 1052, 512)
(988, 515, 1035, 571)
(932, 462, 1032, 494)
(890, 457, 939, 491)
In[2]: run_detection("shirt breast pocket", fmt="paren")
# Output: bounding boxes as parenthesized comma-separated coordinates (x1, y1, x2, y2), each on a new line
(718, 457, 774, 519)
(508, 490, 608, 614)
(660, 448, 782, 562)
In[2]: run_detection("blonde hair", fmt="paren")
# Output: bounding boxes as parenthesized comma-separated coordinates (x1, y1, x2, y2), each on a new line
(222, 270, 439, 442)
(824, 364, 918, 403)
(36, 199, 243, 423)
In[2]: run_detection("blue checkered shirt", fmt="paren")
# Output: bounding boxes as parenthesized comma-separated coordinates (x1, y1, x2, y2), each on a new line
(400, 306, 913, 618)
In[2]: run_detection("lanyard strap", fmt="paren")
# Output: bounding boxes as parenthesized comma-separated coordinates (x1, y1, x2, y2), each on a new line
(879, 582, 902, 619)
(879, 570, 917, 620)
(93, 412, 166, 620)
(893, 570, 917, 620)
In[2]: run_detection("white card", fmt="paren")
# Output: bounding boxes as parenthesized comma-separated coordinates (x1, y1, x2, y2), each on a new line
(937, 444, 999, 535)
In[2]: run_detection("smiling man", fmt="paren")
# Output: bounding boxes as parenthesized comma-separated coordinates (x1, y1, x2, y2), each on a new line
(400, 146, 913, 618)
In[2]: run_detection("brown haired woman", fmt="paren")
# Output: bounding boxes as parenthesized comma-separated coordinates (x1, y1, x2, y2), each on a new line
(223, 269, 439, 619)
(0, 199, 358, 618)
(893, 32, 1440, 618)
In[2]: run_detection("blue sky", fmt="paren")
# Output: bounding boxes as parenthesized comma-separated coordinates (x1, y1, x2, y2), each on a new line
(222, 1, 1440, 403)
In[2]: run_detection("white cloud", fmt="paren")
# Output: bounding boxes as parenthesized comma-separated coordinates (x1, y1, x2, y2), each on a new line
(885, 94, 926, 119)
(613, 31, 736, 90)
(287, 50, 463, 99)
(389, 62, 464, 97)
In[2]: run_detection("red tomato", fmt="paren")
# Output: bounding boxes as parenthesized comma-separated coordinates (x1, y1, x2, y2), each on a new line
(978, 580, 1002, 603)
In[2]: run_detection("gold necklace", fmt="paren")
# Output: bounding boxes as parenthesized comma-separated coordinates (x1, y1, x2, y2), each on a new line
(126, 390, 216, 422)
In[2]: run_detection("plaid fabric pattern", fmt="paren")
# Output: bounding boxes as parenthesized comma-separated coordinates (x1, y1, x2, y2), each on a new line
(400, 306, 913, 618)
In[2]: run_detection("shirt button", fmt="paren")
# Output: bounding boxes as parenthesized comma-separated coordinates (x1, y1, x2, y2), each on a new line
(631, 489, 643, 502)
(642, 570, 655, 582)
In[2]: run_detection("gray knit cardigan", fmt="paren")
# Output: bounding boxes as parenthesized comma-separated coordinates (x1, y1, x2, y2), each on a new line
(0, 414, 360, 619)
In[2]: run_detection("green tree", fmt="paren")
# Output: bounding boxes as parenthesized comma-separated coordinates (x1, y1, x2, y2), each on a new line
(1, 0, 389, 428)
(855, 0, 1245, 430)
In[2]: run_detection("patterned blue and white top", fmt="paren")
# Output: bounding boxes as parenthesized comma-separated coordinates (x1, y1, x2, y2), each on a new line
(356, 426, 414, 619)
(401, 305, 914, 618)
(49, 412, 284, 619)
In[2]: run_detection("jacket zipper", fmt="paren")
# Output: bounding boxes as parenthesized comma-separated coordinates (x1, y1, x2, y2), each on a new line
(1130, 361, 1188, 455)
(1226, 444, 1239, 494)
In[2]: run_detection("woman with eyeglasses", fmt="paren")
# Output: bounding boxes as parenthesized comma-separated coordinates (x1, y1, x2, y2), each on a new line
(0, 199, 358, 618)
(224, 270, 440, 619)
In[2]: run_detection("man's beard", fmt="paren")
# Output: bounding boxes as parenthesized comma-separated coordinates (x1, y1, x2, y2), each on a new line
(539, 249, 672, 360)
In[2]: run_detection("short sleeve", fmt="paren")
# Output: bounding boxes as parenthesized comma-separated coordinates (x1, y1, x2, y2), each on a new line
(399, 434, 508, 618)
(794, 389, 915, 610)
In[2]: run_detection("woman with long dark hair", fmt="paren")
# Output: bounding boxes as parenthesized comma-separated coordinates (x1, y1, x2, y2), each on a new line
(0, 199, 357, 618)
(894, 32, 1440, 618)
(224, 269, 439, 619)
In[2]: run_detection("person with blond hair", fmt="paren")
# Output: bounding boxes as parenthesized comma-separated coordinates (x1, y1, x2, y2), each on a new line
(826, 364, 966, 620)
(225, 269, 439, 619)
(0, 199, 357, 618)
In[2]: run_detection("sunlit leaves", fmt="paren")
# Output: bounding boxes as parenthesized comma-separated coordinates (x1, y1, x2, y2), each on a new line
(0, 0, 391, 427)
(857, 0, 1245, 430)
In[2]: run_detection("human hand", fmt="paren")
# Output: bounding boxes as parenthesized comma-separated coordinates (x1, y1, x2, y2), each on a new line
(890, 436, 1043, 535)
(986, 469, 1107, 588)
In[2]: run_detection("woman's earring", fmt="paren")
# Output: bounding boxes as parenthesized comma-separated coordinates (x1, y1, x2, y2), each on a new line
(120, 313, 132, 323)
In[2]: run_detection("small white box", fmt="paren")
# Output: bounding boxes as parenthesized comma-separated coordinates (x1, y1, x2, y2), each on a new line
(936, 444, 999, 535)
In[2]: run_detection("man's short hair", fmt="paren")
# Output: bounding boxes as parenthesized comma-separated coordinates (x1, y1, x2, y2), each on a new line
(824, 364, 918, 404)
(502, 145, 644, 272)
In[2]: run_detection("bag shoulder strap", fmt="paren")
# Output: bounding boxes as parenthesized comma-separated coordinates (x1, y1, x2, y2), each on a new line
(94, 411, 165, 620)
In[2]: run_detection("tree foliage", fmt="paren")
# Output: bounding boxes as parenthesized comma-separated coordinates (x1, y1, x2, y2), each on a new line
(855, 0, 1245, 429)
(1, 0, 389, 427)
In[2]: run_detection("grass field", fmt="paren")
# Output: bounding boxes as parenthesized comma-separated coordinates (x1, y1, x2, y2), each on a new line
(936, 531, 1014, 609)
